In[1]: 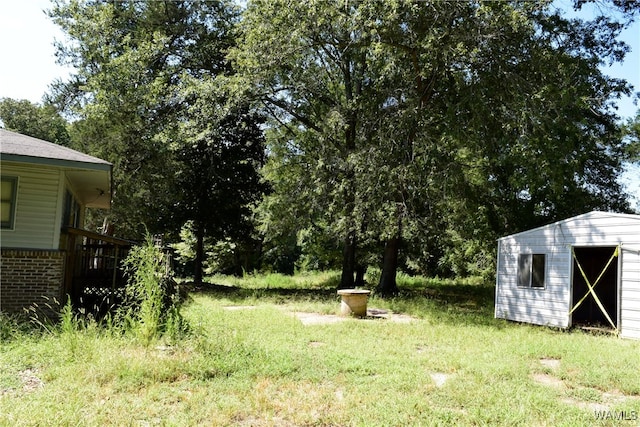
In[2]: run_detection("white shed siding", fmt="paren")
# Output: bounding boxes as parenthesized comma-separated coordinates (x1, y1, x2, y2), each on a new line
(0, 164, 62, 249)
(496, 237, 572, 328)
(620, 247, 640, 340)
(495, 212, 640, 339)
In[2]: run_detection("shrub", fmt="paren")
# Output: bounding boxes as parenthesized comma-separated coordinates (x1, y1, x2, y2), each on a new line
(122, 234, 188, 344)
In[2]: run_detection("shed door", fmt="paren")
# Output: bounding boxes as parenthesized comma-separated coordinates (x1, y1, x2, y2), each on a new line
(571, 246, 618, 328)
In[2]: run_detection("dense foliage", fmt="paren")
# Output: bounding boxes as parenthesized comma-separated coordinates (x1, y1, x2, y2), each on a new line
(47, 0, 266, 282)
(12, 0, 634, 292)
(235, 0, 636, 294)
(0, 98, 70, 146)
(625, 111, 640, 161)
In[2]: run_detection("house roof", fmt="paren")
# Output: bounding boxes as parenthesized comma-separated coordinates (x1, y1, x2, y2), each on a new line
(0, 129, 111, 171)
(498, 211, 640, 241)
(0, 129, 112, 209)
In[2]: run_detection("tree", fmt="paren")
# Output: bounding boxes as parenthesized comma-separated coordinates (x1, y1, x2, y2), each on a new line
(371, 0, 636, 293)
(0, 98, 70, 146)
(237, 0, 634, 295)
(234, 0, 382, 288)
(49, 0, 219, 236)
(48, 1, 267, 283)
(624, 111, 640, 161)
(169, 81, 266, 283)
(357, 1, 493, 295)
(458, 1, 632, 230)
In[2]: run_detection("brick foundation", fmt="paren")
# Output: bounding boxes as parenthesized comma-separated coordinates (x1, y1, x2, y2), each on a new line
(0, 249, 65, 319)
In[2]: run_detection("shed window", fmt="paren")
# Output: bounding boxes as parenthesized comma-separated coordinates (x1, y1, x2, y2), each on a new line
(1, 176, 18, 229)
(518, 254, 545, 288)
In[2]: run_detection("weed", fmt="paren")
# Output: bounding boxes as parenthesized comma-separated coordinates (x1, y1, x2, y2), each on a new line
(0, 312, 25, 342)
(24, 296, 63, 334)
(118, 233, 189, 345)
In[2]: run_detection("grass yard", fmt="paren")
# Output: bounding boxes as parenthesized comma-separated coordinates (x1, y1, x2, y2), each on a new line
(1, 271, 639, 426)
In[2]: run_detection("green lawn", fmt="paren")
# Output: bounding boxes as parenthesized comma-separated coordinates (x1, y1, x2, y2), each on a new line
(1, 272, 639, 426)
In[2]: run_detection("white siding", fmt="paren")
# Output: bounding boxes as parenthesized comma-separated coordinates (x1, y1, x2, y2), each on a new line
(0, 164, 62, 249)
(495, 212, 640, 339)
(495, 239, 571, 328)
(500, 212, 639, 247)
(620, 246, 640, 340)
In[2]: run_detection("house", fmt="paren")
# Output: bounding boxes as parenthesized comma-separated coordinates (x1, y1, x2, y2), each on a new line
(1, 129, 132, 318)
(495, 211, 640, 340)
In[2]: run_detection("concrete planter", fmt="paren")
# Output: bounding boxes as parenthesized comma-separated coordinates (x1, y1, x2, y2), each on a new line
(337, 289, 371, 317)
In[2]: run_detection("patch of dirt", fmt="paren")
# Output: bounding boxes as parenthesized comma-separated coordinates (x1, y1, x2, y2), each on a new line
(533, 369, 640, 414)
(561, 397, 609, 413)
(308, 341, 326, 348)
(532, 373, 566, 389)
(367, 308, 415, 323)
(430, 373, 450, 388)
(292, 312, 346, 326)
(602, 390, 640, 404)
(19, 369, 44, 393)
(220, 304, 417, 325)
(539, 358, 561, 370)
(568, 389, 640, 412)
(289, 308, 417, 326)
(562, 387, 640, 413)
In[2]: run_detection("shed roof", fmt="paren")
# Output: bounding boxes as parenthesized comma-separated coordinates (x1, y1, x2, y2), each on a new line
(498, 211, 640, 241)
(0, 129, 112, 209)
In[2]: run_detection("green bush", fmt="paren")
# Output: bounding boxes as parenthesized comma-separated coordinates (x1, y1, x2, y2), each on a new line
(122, 234, 188, 344)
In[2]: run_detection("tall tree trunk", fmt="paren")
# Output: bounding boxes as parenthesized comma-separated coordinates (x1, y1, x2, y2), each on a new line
(339, 230, 356, 289)
(376, 235, 400, 297)
(194, 222, 205, 284)
(338, 49, 361, 290)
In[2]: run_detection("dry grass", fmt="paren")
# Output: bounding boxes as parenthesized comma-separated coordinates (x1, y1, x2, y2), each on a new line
(1, 272, 639, 426)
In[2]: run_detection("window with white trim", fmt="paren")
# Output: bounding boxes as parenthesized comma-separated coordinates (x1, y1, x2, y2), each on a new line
(518, 253, 546, 288)
(1, 176, 18, 229)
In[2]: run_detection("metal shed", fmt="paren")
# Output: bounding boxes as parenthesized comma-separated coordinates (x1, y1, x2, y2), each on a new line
(495, 211, 640, 339)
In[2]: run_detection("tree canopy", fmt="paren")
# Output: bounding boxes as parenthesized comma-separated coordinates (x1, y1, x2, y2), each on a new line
(0, 98, 70, 146)
(624, 111, 640, 161)
(234, 0, 635, 294)
(48, 0, 266, 282)
(43, 0, 638, 291)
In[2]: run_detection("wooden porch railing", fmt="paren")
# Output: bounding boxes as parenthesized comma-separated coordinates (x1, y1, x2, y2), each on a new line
(63, 227, 136, 311)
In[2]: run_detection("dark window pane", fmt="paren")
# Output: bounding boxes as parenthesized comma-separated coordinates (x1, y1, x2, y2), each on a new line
(1, 177, 17, 229)
(518, 254, 531, 287)
(531, 254, 545, 288)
